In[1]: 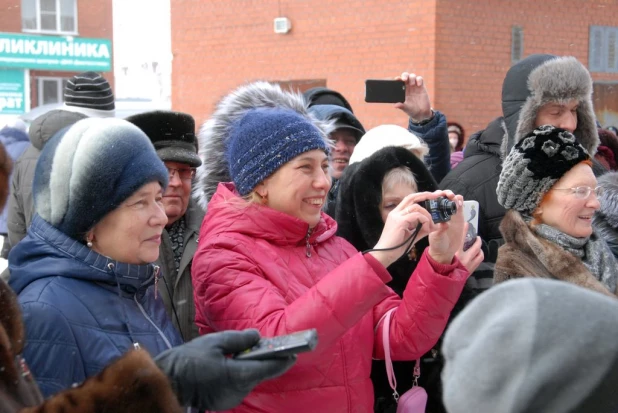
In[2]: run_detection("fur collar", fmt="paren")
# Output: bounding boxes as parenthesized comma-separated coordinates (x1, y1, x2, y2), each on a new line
(497, 210, 616, 297)
(192, 81, 336, 209)
(0, 279, 24, 387)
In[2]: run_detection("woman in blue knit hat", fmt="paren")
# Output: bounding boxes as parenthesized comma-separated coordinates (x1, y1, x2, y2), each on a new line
(193, 105, 472, 413)
(5, 118, 295, 407)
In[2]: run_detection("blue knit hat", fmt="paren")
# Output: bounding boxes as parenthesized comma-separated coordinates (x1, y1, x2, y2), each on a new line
(226, 108, 330, 196)
(33, 118, 169, 240)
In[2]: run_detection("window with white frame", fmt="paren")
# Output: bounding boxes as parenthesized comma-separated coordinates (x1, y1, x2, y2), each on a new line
(22, 0, 78, 34)
(590, 26, 618, 73)
(38, 77, 69, 105)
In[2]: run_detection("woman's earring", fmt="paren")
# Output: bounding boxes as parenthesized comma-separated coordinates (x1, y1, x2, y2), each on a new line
(86, 237, 93, 248)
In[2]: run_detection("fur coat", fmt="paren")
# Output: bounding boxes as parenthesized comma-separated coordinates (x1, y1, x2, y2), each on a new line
(495, 210, 617, 298)
(0, 278, 182, 413)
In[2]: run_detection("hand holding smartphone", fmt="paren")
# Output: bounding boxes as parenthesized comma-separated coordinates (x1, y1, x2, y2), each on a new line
(462, 200, 479, 251)
(365, 79, 406, 103)
(235, 329, 318, 361)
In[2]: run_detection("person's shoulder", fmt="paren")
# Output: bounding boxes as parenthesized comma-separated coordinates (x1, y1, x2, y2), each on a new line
(19, 276, 100, 318)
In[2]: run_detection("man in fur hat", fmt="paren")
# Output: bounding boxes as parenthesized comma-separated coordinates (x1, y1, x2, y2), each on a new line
(439, 54, 603, 267)
(126, 110, 204, 341)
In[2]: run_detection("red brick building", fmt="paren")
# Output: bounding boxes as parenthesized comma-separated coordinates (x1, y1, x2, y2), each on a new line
(0, 0, 113, 113)
(171, 0, 618, 142)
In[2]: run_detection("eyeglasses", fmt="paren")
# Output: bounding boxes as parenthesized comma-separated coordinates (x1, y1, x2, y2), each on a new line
(167, 167, 196, 181)
(550, 186, 604, 199)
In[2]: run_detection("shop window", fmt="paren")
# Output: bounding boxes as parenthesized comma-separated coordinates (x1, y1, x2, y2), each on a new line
(22, 0, 78, 34)
(38, 77, 69, 105)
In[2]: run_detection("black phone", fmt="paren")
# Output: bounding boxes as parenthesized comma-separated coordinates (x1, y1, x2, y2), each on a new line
(234, 329, 319, 361)
(365, 79, 406, 103)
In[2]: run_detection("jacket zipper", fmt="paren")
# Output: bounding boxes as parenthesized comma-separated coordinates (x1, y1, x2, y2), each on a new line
(133, 295, 173, 349)
(305, 228, 312, 258)
(154, 265, 160, 299)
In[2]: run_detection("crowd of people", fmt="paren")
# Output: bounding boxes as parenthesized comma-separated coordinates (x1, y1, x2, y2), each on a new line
(1, 52, 618, 413)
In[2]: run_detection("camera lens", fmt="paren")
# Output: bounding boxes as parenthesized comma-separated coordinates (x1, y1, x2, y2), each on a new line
(438, 198, 457, 217)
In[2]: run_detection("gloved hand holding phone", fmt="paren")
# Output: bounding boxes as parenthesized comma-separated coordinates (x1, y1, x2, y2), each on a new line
(154, 329, 296, 411)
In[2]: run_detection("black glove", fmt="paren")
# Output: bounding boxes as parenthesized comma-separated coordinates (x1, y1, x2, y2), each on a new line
(154, 329, 296, 411)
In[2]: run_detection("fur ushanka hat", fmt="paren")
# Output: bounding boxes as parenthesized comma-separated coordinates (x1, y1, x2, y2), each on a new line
(501, 54, 598, 158)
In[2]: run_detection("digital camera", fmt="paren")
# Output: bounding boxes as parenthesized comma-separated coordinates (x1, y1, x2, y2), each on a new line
(421, 197, 457, 224)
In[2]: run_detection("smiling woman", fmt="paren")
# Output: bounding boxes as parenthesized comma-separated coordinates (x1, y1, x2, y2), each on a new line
(192, 82, 472, 413)
(7, 118, 183, 397)
(495, 125, 618, 297)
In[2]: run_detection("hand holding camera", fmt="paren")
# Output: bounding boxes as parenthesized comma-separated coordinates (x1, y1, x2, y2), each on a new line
(426, 192, 466, 264)
(369, 190, 457, 268)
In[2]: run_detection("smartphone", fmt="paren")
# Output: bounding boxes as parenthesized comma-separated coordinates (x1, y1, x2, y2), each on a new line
(365, 79, 406, 103)
(463, 200, 479, 251)
(234, 329, 318, 361)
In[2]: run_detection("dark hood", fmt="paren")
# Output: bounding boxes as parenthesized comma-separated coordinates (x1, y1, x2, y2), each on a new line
(27, 109, 87, 150)
(502, 54, 598, 157)
(335, 146, 437, 295)
(303, 87, 354, 112)
(308, 104, 365, 142)
(9, 215, 157, 296)
(463, 117, 506, 159)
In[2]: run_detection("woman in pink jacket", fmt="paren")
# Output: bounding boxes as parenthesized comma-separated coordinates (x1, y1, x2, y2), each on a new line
(192, 85, 470, 413)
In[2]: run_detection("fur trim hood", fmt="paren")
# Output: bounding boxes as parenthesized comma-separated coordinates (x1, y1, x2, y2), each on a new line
(594, 171, 618, 241)
(193, 81, 335, 209)
(502, 55, 598, 158)
(335, 146, 437, 295)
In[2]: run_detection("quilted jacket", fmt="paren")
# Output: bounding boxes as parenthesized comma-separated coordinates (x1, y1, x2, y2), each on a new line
(193, 183, 469, 413)
(8, 215, 183, 398)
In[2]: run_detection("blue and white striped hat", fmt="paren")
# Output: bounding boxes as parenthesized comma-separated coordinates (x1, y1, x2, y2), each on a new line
(33, 118, 169, 240)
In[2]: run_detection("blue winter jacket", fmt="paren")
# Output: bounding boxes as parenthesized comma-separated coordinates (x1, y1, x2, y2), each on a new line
(8, 215, 183, 397)
(0, 126, 29, 234)
(408, 110, 450, 184)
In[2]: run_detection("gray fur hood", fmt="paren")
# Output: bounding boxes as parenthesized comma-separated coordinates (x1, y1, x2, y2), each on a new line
(594, 172, 618, 245)
(193, 81, 335, 209)
(501, 54, 598, 158)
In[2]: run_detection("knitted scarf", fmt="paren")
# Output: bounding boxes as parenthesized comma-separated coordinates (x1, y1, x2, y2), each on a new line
(535, 224, 618, 293)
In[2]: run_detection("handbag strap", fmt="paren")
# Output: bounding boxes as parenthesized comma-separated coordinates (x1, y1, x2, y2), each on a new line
(382, 308, 421, 402)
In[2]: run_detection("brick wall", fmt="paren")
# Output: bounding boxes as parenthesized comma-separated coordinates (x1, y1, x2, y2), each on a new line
(0, 0, 114, 108)
(171, 0, 618, 139)
(435, 0, 618, 141)
(171, 0, 437, 129)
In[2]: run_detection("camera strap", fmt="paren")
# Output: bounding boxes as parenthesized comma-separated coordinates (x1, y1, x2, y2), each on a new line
(362, 222, 423, 261)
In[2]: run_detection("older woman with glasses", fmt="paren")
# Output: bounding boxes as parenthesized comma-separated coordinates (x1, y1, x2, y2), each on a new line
(494, 125, 618, 297)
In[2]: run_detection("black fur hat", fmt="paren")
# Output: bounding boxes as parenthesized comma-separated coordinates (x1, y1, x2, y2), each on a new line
(126, 110, 201, 168)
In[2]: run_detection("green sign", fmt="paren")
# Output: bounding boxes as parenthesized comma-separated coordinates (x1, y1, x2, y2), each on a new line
(0, 69, 26, 114)
(0, 32, 111, 72)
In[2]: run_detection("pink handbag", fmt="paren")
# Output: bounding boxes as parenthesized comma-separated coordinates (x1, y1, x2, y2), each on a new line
(382, 309, 428, 413)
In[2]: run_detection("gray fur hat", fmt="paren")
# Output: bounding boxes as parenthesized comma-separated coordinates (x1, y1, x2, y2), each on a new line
(594, 171, 618, 231)
(497, 125, 590, 213)
(502, 54, 598, 158)
(442, 278, 618, 413)
(193, 81, 335, 209)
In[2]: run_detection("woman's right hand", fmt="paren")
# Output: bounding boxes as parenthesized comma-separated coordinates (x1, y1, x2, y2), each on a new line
(455, 236, 484, 273)
(369, 191, 452, 268)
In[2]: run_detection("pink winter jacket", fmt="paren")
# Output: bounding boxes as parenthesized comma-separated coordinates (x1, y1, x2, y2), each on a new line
(193, 183, 469, 413)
